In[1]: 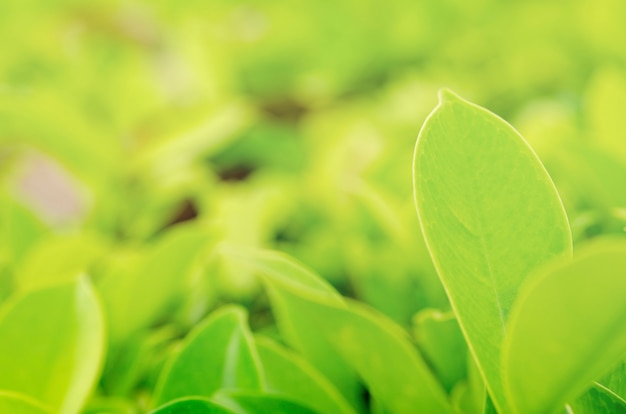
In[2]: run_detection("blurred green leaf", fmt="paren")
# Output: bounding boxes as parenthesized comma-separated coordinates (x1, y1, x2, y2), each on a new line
(585, 67, 626, 162)
(0, 279, 104, 414)
(153, 306, 263, 407)
(569, 385, 626, 414)
(412, 309, 467, 392)
(221, 247, 362, 410)
(503, 240, 626, 414)
(0, 392, 53, 414)
(16, 233, 107, 292)
(413, 90, 572, 412)
(451, 356, 487, 414)
(255, 335, 355, 414)
(133, 102, 254, 180)
(598, 362, 626, 401)
(82, 396, 138, 414)
(151, 398, 234, 414)
(0, 195, 48, 267)
(212, 390, 318, 414)
(97, 224, 212, 344)
(263, 263, 454, 414)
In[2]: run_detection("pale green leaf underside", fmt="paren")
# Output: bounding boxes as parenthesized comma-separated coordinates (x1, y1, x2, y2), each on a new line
(503, 240, 626, 414)
(413, 89, 572, 412)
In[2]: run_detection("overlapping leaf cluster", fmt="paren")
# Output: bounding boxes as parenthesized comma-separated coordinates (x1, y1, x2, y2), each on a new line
(1, 0, 626, 413)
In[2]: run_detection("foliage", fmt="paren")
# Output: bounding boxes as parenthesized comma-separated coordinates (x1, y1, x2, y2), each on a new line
(2, 1, 626, 413)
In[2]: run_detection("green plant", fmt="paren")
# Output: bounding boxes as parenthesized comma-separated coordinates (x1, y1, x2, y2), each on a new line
(1, 88, 625, 414)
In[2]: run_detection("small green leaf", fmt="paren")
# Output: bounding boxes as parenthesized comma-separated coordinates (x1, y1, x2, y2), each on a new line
(255, 335, 356, 414)
(151, 398, 235, 414)
(413, 90, 572, 412)
(503, 240, 626, 414)
(264, 272, 454, 414)
(153, 306, 263, 407)
(0, 279, 105, 414)
(0, 392, 53, 414)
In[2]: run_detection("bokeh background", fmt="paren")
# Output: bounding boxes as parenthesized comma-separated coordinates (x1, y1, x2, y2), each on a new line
(1, 0, 626, 410)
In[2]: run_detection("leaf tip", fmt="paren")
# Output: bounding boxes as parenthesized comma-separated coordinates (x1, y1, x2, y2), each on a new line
(438, 88, 462, 105)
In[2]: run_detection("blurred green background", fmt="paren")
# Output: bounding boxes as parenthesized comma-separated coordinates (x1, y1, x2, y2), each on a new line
(1, 0, 626, 409)
(3, 0, 626, 319)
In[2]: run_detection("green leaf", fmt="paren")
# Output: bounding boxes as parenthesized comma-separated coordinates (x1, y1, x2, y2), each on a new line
(413, 89, 572, 412)
(220, 246, 338, 296)
(151, 398, 235, 414)
(255, 335, 356, 414)
(101, 325, 180, 397)
(133, 102, 253, 180)
(0, 279, 105, 414)
(220, 247, 362, 409)
(412, 308, 467, 392)
(16, 233, 107, 292)
(585, 67, 626, 162)
(153, 306, 263, 407)
(264, 271, 454, 414)
(0, 195, 48, 267)
(502, 240, 626, 414)
(97, 224, 212, 344)
(568, 385, 626, 414)
(0, 392, 53, 414)
(451, 356, 486, 414)
(598, 362, 626, 401)
(82, 396, 138, 414)
(212, 391, 318, 414)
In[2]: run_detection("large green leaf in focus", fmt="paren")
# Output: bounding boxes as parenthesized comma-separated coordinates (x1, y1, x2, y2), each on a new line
(255, 335, 356, 414)
(413, 89, 572, 412)
(0, 392, 53, 414)
(0, 279, 104, 414)
(153, 306, 263, 407)
(263, 273, 454, 414)
(502, 240, 626, 414)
